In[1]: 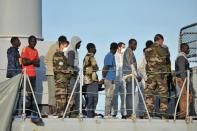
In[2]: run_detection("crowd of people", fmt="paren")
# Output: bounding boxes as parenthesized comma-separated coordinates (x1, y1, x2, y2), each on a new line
(6, 34, 195, 119)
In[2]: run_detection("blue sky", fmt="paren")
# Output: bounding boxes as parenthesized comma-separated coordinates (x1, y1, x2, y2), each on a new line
(42, 0, 197, 113)
(42, 0, 197, 70)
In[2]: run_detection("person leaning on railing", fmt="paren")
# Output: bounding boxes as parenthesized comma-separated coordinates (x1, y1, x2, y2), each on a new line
(175, 43, 193, 119)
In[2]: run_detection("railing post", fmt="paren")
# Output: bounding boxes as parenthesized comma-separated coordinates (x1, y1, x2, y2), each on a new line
(174, 78, 187, 121)
(62, 75, 80, 119)
(186, 70, 190, 119)
(22, 68, 26, 119)
(26, 75, 42, 118)
(131, 65, 136, 118)
(79, 69, 83, 118)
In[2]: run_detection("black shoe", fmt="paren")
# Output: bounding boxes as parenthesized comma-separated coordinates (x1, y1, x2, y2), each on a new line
(122, 115, 127, 119)
(112, 115, 116, 118)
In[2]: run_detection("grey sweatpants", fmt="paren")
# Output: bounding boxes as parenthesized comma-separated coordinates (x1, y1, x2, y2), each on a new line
(104, 80, 115, 116)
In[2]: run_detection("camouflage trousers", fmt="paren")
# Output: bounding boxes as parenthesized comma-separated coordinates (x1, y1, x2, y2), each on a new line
(144, 77, 168, 117)
(55, 81, 74, 116)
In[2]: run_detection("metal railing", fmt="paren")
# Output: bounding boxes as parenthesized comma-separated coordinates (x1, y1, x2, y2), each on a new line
(1, 67, 196, 123)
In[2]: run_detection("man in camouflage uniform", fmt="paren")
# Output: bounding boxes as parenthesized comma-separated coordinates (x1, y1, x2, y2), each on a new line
(144, 34, 169, 118)
(83, 43, 99, 118)
(53, 41, 73, 117)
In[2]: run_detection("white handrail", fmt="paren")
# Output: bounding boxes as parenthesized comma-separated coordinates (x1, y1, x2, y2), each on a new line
(186, 70, 190, 118)
(174, 78, 187, 121)
(131, 65, 136, 118)
(22, 68, 27, 119)
(132, 65, 150, 119)
(134, 77, 150, 119)
(26, 75, 42, 118)
(62, 74, 80, 119)
(79, 69, 83, 118)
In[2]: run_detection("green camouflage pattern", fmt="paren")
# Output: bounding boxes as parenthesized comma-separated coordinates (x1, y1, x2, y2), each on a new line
(145, 43, 169, 79)
(144, 43, 169, 117)
(83, 53, 99, 85)
(53, 51, 74, 116)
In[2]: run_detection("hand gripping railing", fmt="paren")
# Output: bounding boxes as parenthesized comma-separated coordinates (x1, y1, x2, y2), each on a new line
(122, 65, 150, 120)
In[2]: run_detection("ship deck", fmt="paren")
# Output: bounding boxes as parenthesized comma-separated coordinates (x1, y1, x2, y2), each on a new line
(12, 118, 197, 131)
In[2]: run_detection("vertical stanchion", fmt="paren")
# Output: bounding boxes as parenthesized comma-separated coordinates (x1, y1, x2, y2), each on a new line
(26, 76, 42, 118)
(186, 70, 190, 118)
(22, 68, 26, 119)
(134, 77, 150, 119)
(174, 78, 187, 121)
(131, 65, 136, 118)
(62, 75, 80, 119)
(79, 69, 83, 118)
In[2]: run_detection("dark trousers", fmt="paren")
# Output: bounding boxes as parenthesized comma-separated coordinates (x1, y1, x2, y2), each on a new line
(18, 76, 36, 116)
(86, 82, 98, 118)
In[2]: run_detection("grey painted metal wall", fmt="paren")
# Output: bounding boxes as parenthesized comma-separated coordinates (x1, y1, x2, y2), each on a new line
(0, 0, 43, 40)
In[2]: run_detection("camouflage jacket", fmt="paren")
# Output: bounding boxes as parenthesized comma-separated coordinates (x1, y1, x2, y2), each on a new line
(53, 51, 73, 83)
(144, 43, 169, 79)
(83, 53, 99, 84)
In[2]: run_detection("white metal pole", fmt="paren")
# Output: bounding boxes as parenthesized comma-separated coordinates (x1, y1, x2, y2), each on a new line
(134, 77, 150, 119)
(131, 65, 135, 117)
(62, 75, 80, 119)
(79, 69, 83, 117)
(22, 68, 26, 118)
(174, 78, 187, 121)
(26, 75, 42, 118)
(186, 70, 190, 118)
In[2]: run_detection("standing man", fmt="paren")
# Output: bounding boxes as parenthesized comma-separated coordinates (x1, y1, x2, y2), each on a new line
(21, 35, 40, 116)
(137, 40, 153, 118)
(83, 43, 99, 118)
(122, 39, 141, 118)
(45, 35, 69, 115)
(6, 37, 22, 78)
(53, 39, 73, 117)
(111, 42, 127, 119)
(144, 34, 169, 119)
(64, 36, 81, 117)
(103, 42, 118, 118)
(175, 43, 193, 119)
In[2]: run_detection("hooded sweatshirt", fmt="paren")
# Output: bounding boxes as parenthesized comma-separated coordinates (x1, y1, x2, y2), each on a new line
(64, 36, 81, 72)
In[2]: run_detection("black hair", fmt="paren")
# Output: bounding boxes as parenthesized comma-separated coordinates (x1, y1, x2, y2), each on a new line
(28, 35, 37, 43)
(110, 42, 118, 50)
(10, 37, 19, 44)
(143, 40, 153, 52)
(154, 34, 164, 42)
(146, 40, 153, 48)
(58, 35, 68, 43)
(86, 43, 95, 51)
(128, 39, 137, 45)
(180, 43, 189, 50)
(118, 42, 125, 47)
